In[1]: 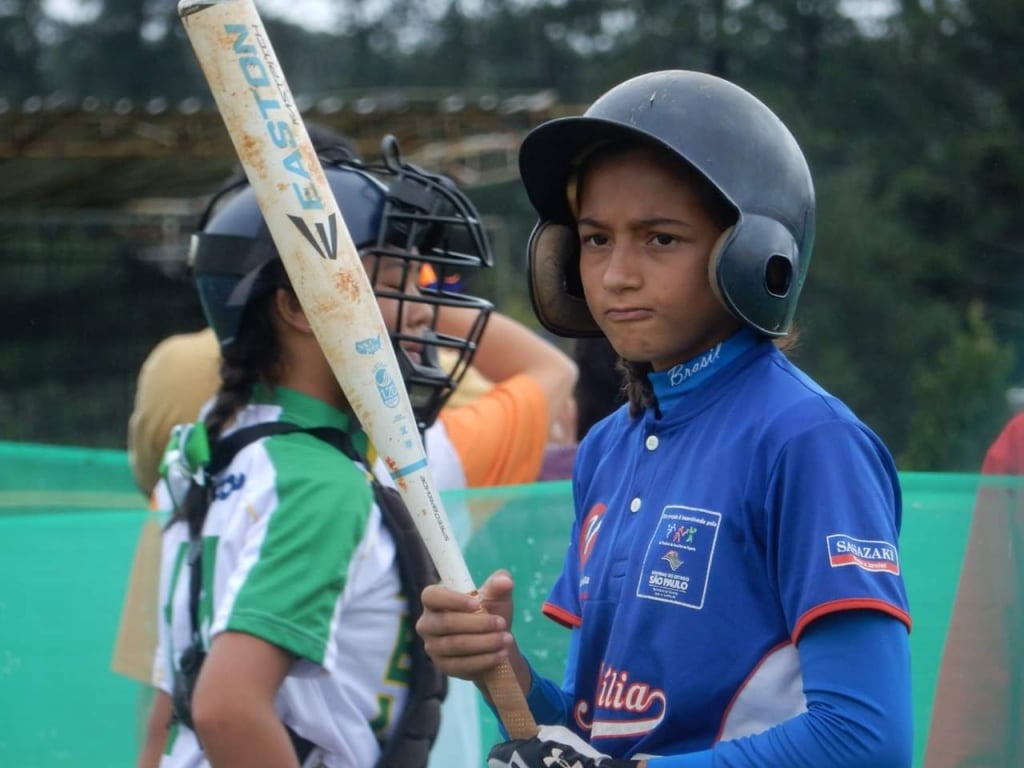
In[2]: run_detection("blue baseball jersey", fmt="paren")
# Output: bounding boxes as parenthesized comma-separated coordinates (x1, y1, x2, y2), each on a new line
(542, 338, 911, 758)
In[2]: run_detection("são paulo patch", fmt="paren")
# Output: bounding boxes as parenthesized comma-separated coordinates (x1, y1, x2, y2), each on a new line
(636, 505, 721, 609)
(826, 534, 900, 575)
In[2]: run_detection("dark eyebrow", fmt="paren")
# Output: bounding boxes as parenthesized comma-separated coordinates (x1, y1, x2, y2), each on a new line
(577, 216, 695, 230)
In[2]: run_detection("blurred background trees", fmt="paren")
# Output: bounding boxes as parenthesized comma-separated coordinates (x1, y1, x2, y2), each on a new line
(1, 0, 1021, 471)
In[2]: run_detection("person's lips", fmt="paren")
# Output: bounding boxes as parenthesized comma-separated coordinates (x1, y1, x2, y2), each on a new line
(604, 306, 653, 322)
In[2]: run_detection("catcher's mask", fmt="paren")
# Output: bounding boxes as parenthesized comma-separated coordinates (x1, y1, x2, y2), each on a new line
(190, 135, 494, 430)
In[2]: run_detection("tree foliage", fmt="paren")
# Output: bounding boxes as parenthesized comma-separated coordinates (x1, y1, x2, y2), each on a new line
(9, 0, 1024, 469)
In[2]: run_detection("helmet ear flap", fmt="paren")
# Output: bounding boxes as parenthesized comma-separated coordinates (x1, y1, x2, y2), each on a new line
(527, 221, 602, 338)
(706, 225, 736, 317)
(710, 216, 803, 337)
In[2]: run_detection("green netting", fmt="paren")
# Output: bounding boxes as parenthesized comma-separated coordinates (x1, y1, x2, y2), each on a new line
(0, 442, 1021, 767)
(0, 510, 152, 766)
(0, 441, 147, 514)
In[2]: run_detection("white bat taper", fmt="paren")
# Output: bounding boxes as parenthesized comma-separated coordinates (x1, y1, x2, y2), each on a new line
(178, 0, 536, 740)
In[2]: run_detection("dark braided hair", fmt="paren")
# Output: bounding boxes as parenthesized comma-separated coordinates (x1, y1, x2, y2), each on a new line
(202, 290, 282, 444)
(169, 266, 288, 533)
(621, 359, 658, 419)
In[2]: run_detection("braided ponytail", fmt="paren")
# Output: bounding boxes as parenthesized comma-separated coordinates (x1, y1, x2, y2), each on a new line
(621, 359, 658, 419)
(169, 284, 284, 532)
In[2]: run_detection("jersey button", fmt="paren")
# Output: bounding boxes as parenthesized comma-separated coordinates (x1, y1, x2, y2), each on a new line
(645, 435, 659, 451)
(630, 497, 641, 513)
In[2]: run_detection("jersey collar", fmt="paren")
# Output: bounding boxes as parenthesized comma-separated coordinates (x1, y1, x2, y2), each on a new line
(252, 383, 370, 457)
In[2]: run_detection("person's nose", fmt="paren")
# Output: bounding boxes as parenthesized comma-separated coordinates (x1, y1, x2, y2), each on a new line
(602, 238, 641, 293)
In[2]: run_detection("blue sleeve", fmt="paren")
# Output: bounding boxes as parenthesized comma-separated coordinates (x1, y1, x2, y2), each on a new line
(561, 626, 579, 694)
(649, 611, 912, 768)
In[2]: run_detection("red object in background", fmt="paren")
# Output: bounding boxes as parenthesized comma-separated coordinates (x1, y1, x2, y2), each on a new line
(923, 413, 1024, 768)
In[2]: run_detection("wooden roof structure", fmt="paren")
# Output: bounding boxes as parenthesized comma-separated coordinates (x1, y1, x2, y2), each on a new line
(0, 89, 581, 209)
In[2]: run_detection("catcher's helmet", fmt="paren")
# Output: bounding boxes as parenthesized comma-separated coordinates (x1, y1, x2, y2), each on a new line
(519, 69, 815, 338)
(190, 135, 494, 430)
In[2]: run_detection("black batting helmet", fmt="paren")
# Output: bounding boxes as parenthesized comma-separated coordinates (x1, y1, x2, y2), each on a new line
(519, 69, 815, 338)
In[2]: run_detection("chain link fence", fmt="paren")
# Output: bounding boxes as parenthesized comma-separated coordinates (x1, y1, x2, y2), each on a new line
(0, 209, 206, 449)
(0, 194, 540, 450)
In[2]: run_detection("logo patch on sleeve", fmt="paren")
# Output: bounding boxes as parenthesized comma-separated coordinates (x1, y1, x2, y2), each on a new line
(826, 534, 900, 575)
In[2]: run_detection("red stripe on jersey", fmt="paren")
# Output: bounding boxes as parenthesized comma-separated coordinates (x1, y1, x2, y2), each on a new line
(543, 602, 581, 629)
(793, 598, 912, 642)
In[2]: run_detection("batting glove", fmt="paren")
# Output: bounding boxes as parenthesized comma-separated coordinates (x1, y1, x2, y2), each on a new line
(487, 726, 640, 768)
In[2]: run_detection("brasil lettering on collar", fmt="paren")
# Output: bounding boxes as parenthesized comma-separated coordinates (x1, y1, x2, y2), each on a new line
(649, 327, 760, 400)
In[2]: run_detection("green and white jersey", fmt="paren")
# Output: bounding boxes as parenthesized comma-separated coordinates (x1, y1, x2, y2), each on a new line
(153, 385, 411, 768)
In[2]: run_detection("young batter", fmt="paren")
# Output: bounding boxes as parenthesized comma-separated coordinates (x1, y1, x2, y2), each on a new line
(417, 70, 913, 768)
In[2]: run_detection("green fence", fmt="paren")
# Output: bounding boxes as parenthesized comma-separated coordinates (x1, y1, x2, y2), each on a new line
(0, 441, 1020, 767)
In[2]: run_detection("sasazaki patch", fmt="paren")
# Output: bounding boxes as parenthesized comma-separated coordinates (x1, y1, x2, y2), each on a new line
(826, 534, 900, 575)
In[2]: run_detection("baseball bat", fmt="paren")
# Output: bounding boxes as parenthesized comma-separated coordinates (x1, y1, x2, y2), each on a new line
(177, 0, 536, 741)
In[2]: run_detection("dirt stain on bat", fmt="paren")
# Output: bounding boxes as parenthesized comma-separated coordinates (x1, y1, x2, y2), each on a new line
(239, 133, 267, 179)
(282, 258, 333, 316)
(312, 295, 342, 316)
(334, 270, 363, 302)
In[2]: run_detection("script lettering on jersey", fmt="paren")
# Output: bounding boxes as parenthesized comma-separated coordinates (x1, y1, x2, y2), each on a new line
(573, 662, 667, 740)
(826, 533, 900, 575)
(668, 343, 721, 387)
(224, 24, 326, 217)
